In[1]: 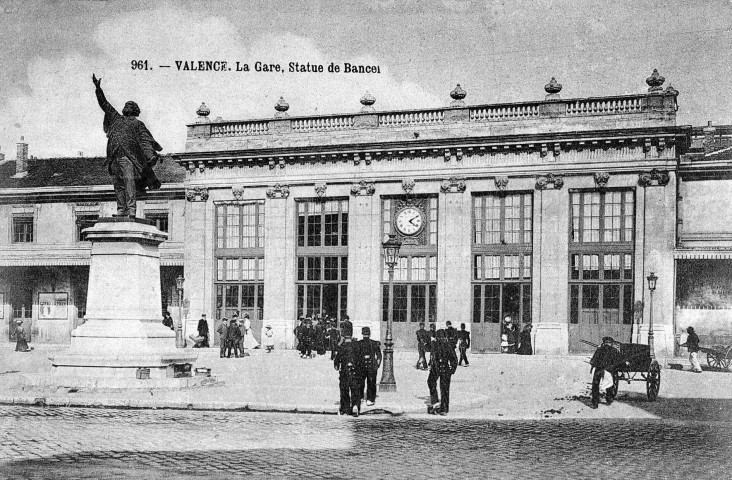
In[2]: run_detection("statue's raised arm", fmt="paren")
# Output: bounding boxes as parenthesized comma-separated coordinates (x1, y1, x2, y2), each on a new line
(91, 73, 162, 217)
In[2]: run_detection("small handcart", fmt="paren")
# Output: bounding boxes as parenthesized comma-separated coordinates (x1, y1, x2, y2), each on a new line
(614, 343, 661, 402)
(700, 344, 732, 371)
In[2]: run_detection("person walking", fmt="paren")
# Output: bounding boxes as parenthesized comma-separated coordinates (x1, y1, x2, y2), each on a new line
(456, 323, 471, 367)
(589, 336, 624, 408)
(301, 319, 315, 358)
(415, 322, 430, 370)
(680, 326, 703, 373)
(445, 321, 458, 350)
(517, 324, 533, 355)
(356, 327, 382, 407)
(427, 329, 458, 415)
(263, 324, 275, 352)
(333, 322, 361, 416)
(294, 317, 305, 357)
(314, 318, 327, 356)
(339, 315, 353, 346)
(427, 323, 437, 364)
(217, 317, 229, 358)
(13, 319, 31, 352)
(189, 313, 210, 348)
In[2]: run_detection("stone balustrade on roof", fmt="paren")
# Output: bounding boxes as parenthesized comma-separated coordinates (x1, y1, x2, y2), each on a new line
(184, 76, 680, 156)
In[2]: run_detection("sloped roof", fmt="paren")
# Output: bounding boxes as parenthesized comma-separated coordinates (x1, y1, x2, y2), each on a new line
(0, 157, 185, 189)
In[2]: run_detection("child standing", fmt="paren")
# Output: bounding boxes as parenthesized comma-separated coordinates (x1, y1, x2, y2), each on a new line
(264, 324, 275, 352)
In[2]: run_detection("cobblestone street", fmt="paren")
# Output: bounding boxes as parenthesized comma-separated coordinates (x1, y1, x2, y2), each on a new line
(1, 406, 730, 479)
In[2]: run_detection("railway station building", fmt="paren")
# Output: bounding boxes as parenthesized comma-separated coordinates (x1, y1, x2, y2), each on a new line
(2, 70, 731, 356)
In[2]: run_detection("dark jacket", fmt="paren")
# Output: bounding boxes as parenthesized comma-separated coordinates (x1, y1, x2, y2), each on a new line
(95, 86, 162, 189)
(356, 338, 382, 374)
(228, 322, 242, 342)
(517, 330, 532, 355)
(590, 345, 624, 372)
(457, 330, 471, 349)
(334, 339, 358, 376)
(684, 332, 701, 353)
(197, 319, 209, 338)
(416, 329, 431, 352)
(217, 323, 229, 342)
(446, 326, 458, 349)
(430, 338, 458, 375)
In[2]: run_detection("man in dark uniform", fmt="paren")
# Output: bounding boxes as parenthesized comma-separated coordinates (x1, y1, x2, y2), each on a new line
(339, 315, 353, 346)
(357, 327, 382, 407)
(294, 317, 304, 357)
(326, 320, 341, 360)
(227, 317, 242, 358)
(333, 322, 361, 416)
(589, 336, 624, 408)
(415, 322, 430, 370)
(427, 329, 458, 415)
(301, 319, 315, 358)
(92, 74, 162, 217)
(427, 323, 437, 363)
(217, 317, 229, 358)
(446, 321, 458, 350)
(457, 323, 471, 367)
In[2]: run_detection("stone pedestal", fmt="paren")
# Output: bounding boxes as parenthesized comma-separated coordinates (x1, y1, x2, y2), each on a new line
(50, 218, 198, 387)
(533, 322, 569, 355)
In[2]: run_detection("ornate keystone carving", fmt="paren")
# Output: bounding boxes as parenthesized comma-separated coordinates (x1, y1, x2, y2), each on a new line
(494, 176, 509, 192)
(449, 84, 467, 107)
(265, 184, 290, 199)
(274, 97, 290, 118)
(315, 183, 327, 198)
(360, 91, 376, 112)
(594, 172, 610, 190)
(440, 177, 466, 193)
(186, 187, 209, 202)
(402, 179, 415, 195)
(638, 169, 670, 187)
(350, 180, 375, 196)
(535, 173, 564, 190)
(232, 186, 244, 200)
(646, 69, 665, 93)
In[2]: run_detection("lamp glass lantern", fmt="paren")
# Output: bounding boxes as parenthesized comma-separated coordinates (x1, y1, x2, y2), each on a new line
(647, 272, 657, 292)
(382, 234, 402, 269)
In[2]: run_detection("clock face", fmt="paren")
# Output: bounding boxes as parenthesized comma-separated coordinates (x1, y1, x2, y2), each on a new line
(395, 206, 424, 236)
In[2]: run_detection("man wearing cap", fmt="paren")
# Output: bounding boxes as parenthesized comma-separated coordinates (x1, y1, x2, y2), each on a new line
(326, 320, 341, 360)
(333, 321, 361, 416)
(189, 313, 210, 348)
(589, 336, 624, 408)
(339, 315, 353, 346)
(446, 321, 458, 351)
(356, 327, 382, 407)
(217, 317, 230, 358)
(415, 322, 430, 370)
(456, 323, 471, 367)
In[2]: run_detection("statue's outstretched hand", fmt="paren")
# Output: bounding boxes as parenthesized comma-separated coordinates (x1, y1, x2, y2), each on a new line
(92, 74, 101, 88)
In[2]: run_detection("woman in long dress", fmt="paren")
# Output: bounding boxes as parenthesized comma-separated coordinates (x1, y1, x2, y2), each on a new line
(241, 314, 260, 350)
(14, 319, 31, 352)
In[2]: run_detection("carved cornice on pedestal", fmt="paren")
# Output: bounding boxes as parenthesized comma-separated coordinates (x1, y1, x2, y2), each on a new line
(315, 183, 327, 198)
(185, 187, 209, 202)
(535, 173, 564, 190)
(402, 179, 415, 195)
(350, 180, 376, 196)
(494, 176, 509, 193)
(594, 172, 610, 190)
(265, 184, 290, 199)
(638, 169, 670, 187)
(440, 177, 466, 193)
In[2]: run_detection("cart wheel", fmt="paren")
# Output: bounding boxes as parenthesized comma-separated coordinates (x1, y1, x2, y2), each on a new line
(707, 352, 721, 370)
(646, 360, 661, 401)
(721, 356, 731, 372)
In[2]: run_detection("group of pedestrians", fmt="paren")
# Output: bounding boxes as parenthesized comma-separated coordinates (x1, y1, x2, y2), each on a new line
(216, 312, 260, 358)
(293, 314, 342, 359)
(332, 323, 382, 417)
(501, 316, 533, 355)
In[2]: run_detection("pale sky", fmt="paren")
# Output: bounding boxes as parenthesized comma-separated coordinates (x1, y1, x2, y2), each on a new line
(1, 0, 731, 159)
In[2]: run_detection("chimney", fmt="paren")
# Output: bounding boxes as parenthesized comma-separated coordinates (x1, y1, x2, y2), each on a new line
(78, 151, 84, 157)
(16, 136, 28, 174)
(702, 121, 716, 154)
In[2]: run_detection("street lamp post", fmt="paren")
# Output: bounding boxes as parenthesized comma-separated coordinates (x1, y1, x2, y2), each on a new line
(646, 272, 657, 360)
(176, 275, 185, 348)
(379, 234, 402, 393)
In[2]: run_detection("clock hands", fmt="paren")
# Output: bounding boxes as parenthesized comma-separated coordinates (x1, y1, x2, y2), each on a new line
(408, 215, 420, 226)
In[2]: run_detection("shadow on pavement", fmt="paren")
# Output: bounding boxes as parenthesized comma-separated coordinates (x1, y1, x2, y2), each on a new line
(612, 393, 732, 422)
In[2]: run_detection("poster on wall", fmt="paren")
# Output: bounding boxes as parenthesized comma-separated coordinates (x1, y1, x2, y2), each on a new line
(38, 293, 68, 319)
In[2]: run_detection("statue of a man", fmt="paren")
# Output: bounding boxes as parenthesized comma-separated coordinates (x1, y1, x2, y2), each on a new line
(92, 74, 162, 217)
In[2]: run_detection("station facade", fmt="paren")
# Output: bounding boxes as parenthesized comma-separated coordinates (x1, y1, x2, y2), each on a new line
(178, 71, 693, 356)
(2, 71, 730, 356)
